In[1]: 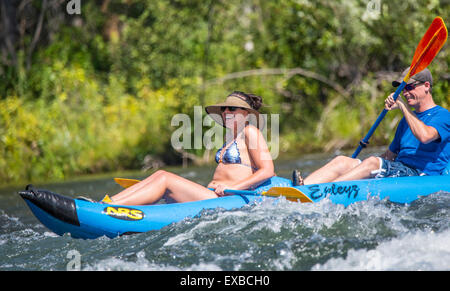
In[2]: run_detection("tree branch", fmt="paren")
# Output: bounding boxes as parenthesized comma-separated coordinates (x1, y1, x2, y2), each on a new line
(26, 0, 47, 70)
(205, 67, 350, 99)
(0, 0, 19, 68)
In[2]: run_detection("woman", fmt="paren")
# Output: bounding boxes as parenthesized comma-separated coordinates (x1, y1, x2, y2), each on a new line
(105, 91, 275, 205)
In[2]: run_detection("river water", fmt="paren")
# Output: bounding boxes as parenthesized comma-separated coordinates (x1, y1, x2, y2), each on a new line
(1, 148, 449, 271)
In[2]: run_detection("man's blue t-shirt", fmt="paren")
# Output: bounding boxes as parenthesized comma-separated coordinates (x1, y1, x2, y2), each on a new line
(389, 105, 450, 175)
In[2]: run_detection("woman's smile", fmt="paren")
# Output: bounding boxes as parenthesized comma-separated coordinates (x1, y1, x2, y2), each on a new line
(221, 108, 249, 130)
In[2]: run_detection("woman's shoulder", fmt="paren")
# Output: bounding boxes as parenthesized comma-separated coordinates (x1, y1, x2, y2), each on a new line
(243, 124, 262, 136)
(242, 124, 267, 149)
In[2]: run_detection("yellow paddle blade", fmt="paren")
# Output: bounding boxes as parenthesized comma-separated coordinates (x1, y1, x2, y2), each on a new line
(114, 178, 141, 188)
(264, 187, 313, 203)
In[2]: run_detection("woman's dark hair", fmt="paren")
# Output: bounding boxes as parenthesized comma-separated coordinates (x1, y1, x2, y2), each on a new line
(229, 91, 263, 111)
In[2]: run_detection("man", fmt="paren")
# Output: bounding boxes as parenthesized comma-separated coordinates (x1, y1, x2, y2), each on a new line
(293, 68, 450, 185)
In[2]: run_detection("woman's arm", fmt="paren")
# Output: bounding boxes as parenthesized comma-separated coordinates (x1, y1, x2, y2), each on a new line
(232, 125, 275, 190)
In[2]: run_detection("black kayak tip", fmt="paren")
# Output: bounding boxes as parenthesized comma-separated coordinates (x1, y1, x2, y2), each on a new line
(18, 184, 37, 199)
(18, 186, 80, 227)
(19, 185, 36, 199)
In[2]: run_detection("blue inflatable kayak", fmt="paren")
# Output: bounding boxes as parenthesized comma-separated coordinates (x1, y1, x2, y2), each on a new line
(19, 175, 449, 239)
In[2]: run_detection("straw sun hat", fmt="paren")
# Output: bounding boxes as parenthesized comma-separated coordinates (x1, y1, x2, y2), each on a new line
(205, 92, 264, 128)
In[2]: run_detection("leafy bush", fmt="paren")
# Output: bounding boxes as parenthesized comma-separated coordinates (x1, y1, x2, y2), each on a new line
(0, 0, 448, 184)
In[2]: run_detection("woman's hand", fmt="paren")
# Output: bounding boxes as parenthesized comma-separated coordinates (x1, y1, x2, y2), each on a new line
(211, 184, 233, 197)
(207, 182, 231, 196)
(214, 184, 229, 196)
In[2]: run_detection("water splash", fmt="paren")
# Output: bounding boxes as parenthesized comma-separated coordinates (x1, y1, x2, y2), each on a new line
(313, 229, 450, 270)
(1, 192, 449, 270)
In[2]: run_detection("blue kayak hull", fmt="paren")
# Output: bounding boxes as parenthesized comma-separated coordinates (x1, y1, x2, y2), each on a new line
(21, 190, 262, 239)
(19, 175, 449, 239)
(295, 175, 450, 206)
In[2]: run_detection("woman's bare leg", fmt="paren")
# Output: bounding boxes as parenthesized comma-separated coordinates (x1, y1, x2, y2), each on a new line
(304, 156, 361, 184)
(110, 170, 218, 205)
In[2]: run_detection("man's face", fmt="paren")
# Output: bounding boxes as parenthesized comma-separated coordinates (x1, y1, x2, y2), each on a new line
(402, 81, 431, 107)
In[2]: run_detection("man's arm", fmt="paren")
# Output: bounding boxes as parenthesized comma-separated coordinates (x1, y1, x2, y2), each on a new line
(385, 93, 440, 144)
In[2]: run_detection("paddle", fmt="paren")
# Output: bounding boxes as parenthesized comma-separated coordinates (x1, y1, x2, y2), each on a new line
(113, 177, 140, 188)
(352, 16, 448, 158)
(113, 177, 313, 203)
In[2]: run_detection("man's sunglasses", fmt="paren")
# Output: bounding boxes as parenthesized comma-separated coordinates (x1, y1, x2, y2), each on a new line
(220, 106, 241, 112)
(404, 82, 424, 91)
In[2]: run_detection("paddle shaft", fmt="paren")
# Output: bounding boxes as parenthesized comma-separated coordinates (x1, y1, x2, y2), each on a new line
(210, 187, 312, 202)
(351, 81, 407, 158)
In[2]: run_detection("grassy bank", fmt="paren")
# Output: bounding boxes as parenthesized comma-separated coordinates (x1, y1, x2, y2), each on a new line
(0, 0, 448, 186)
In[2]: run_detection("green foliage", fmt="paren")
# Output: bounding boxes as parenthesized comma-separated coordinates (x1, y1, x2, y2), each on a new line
(0, 0, 449, 185)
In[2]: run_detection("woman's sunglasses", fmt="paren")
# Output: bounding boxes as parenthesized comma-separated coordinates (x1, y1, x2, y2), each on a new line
(220, 106, 241, 112)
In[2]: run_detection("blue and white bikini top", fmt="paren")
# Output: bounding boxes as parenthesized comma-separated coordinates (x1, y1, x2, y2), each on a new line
(215, 139, 258, 171)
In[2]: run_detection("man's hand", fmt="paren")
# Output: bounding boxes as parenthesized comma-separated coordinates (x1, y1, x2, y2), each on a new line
(379, 149, 397, 161)
(384, 92, 440, 144)
(384, 92, 403, 111)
